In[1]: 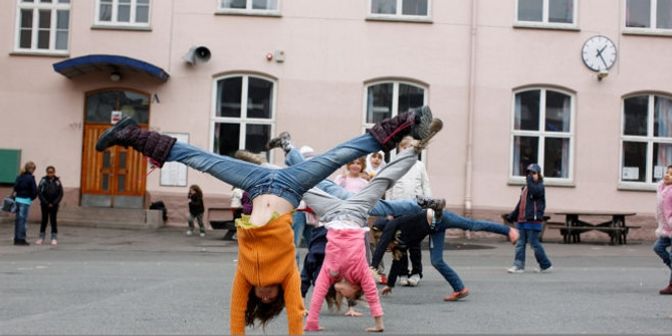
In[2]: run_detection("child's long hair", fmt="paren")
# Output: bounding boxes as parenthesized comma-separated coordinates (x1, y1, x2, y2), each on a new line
(245, 287, 285, 329)
(21, 161, 36, 175)
(346, 157, 367, 174)
(325, 284, 362, 312)
(189, 184, 203, 198)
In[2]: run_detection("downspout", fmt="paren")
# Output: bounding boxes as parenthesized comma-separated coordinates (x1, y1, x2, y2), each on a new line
(463, 0, 478, 216)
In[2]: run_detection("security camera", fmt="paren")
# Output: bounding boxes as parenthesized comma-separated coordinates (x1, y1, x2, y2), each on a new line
(183, 46, 211, 65)
(597, 69, 609, 81)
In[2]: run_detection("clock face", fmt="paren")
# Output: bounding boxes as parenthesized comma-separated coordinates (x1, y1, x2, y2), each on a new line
(581, 35, 617, 72)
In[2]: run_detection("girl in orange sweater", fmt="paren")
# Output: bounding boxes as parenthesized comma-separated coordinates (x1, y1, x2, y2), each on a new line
(95, 107, 437, 334)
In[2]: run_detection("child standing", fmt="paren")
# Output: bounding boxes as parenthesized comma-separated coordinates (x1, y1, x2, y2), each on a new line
(653, 165, 672, 294)
(334, 157, 370, 192)
(365, 151, 385, 179)
(187, 185, 206, 237)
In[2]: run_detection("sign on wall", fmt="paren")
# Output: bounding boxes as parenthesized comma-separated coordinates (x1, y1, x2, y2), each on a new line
(160, 133, 189, 187)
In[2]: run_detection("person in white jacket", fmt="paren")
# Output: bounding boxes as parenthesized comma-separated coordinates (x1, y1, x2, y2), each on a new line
(653, 164, 672, 295)
(384, 135, 433, 287)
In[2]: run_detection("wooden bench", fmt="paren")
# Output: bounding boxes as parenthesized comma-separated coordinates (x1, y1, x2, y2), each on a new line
(550, 212, 639, 245)
(207, 207, 242, 240)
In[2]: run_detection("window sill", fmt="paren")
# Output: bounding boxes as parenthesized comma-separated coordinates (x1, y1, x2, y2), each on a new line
(91, 24, 152, 32)
(623, 29, 672, 37)
(617, 183, 657, 192)
(513, 22, 580, 32)
(366, 16, 433, 24)
(215, 10, 281, 17)
(10, 50, 69, 58)
(507, 178, 575, 188)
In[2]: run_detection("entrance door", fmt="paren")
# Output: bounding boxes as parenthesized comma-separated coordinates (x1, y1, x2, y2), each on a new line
(80, 90, 150, 208)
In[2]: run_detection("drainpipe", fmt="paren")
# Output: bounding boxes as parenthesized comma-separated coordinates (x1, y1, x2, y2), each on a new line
(463, 0, 478, 217)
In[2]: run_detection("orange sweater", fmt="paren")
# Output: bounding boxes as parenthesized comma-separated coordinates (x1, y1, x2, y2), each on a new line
(230, 212, 304, 335)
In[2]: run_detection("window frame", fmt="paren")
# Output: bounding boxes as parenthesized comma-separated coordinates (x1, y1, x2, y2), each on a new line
(509, 87, 576, 186)
(216, 0, 281, 17)
(514, 0, 579, 31)
(366, 0, 433, 23)
(93, 0, 152, 29)
(14, 0, 71, 55)
(623, 0, 672, 36)
(619, 93, 672, 190)
(210, 74, 277, 161)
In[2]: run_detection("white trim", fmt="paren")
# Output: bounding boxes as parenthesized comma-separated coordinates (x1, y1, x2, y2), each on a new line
(14, 0, 71, 53)
(514, 0, 578, 27)
(94, 0, 151, 28)
(624, 0, 672, 32)
(367, 0, 432, 20)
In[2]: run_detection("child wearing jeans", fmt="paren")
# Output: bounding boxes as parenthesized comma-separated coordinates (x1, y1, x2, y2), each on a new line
(653, 165, 672, 295)
(186, 184, 206, 237)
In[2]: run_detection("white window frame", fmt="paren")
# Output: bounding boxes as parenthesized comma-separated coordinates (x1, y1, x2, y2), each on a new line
(210, 74, 277, 160)
(509, 87, 576, 186)
(514, 0, 579, 30)
(623, 0, 672, 36)
(14, 0, 70, 55)
(619, 94, 672, 190)
(216, 0, 281, 16)
(94, 0, 151, 29)
(367, 0, 432, 22)
(362, 80, 429, 162)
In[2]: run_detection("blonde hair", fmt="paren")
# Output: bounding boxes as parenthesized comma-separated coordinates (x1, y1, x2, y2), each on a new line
(346, 157, 367, 173)
(21, 161, 36, 174)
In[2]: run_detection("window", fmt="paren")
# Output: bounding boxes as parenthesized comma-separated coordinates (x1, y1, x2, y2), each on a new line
(511, 88, 574, 182)
(212, 75, 275, 159)
(626, 0, 672, 31)
(96, 0, 150, 27)
(16, 0, 70, 53)
(516, 0, 576, 26)
(369, 0, 430, 19)
(621, 94, 672, 186)
(218, 0, 279, 14)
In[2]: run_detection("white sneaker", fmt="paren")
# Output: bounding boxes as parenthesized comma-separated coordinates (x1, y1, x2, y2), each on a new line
(399, 275, 409, 286)
(199, 232, 206, 237)
(186, 230, 193, 236)
(407, 274, 421, 287)
(507, 266, 524, 274)
(50, 239, 58, 246)
(535, 266, 553, 273)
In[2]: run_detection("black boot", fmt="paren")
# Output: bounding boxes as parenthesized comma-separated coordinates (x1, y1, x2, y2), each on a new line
(367, 106, 434, 151)
(95, 117, 177, 168)
(14, 239, 29, 246)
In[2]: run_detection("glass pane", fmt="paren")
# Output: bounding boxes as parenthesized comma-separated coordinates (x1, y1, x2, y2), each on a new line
(655, 96, 672, 137)
(22, 0, 35, 2)
(117, 175, 125, 193)
(513, 136, 539, 176)
(658, 0, 672, 28)
(138, 0, 149, 3)
(59, 0, 70, 3)
(103, 151, 112, 168)
(217, 77, 242, 118)
(252, 0, 277, 10)
(120, 91, 150, 124)
(549, 0, 573, 23)
(245, 124, 271, 161)
(402, 0, 428, 16)
(118, 4, 131, 22)
(86, 91, 117, 123)
(626, 0, 651, 28)
(222, 0, 247, 9)
(214, 123, 240, 157)
(136, 4, 149, 23)
(39, 10, 51, 28)
(623, 96, 649, 136)
(398, 84, 425, 114)
(653, 143, 672, 182)
(372, 0, 396, 14)
(518, 0, 543, 21)
(20, 29, 32, 48)
(118, 152, 127, 168)
(102, 174, 109, 191)
(247, 77, 273, 119)
(622, 141, 647, 182)
(37, 30, 50, 49)
(544, 137, 570, 178)
(40, 0, 52, 3)
(57, 10, 69, 29)
(545, 91, 571, 132)
(99, 1, 112, 21)
(21, 9, 33, 28)
(367, 83, 393, 124)
(514, 90, 540, 131)
(55, 31, 67, 50)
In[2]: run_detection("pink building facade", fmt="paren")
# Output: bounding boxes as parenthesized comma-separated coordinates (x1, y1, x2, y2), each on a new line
(1, 0, 671, 224)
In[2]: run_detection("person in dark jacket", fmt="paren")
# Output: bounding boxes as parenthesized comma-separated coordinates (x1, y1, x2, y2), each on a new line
(36, 166, 64, 245)
(507, 163, 553, 273)
(13, 161, 37, 246)
(186, 184, 206, 237)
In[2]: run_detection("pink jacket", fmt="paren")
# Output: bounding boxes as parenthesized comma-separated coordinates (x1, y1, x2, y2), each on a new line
(304, 228, 383, 331)
(656, 182, 672, 238)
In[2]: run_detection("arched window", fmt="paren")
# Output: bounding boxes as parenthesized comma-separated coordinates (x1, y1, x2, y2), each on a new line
(212, 74, 275, 158)
(511, 88, 574, 181)
(621, 93, 672, 185)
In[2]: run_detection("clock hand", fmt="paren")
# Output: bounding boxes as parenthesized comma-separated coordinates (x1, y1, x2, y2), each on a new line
(598, 53, 609, 68)
(595, 45, 607, 58)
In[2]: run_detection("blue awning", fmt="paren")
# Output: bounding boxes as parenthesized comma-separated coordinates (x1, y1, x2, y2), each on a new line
(53, 54, 169, 82)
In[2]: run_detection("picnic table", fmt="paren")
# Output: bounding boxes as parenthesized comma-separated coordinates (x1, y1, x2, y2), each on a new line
(552, 211, 639, 245)
(207, 207, 242, 240)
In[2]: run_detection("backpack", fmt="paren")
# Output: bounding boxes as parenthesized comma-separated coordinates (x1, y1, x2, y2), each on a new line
(149, 201, 168, 222)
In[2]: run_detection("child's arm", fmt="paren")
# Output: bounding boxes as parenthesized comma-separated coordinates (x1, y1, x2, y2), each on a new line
(282, 268, 305, 335)
(229, 270, 252, 335)
(305, 265, 333, 331)
(358, 263, 384, 332)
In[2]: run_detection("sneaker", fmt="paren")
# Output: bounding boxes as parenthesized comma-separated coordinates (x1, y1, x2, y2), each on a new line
(199, 232, 206, 238)
(14, 239, 30, 246)
(409, 106, 434, 140)
(414, 118, 444, 151)
(507, 266, 524, 273)
(186, 230, 193, 236)
(508, 228, 520, 245)
(535, 266, 553, 273)
(369, 267, 381, 283)
(35, 239, 44, 245)
(399, 275, 409, 286)
(379, 274, 388, 285)
(416, 196, 446, 220)
(51, 239, 58, 246)
(266, 131, 292, 151)
(444, 288, 470, 302)
(659, 283, 672, 295)
(407, 274, 421, 287)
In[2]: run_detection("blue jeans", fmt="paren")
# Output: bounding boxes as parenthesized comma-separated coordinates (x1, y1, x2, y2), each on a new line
(653, 237, 672, 282)
(285, 147, 422, 217)
(430, 229, 464, 292)
(166, 134, 380, 207)
(513, 227, 552, 270)
(293, 211, 313, 265)
(14, 203, 30, 240)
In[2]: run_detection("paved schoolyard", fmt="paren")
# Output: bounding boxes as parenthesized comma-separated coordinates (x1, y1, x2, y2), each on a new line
(1, 224, 670, 335)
